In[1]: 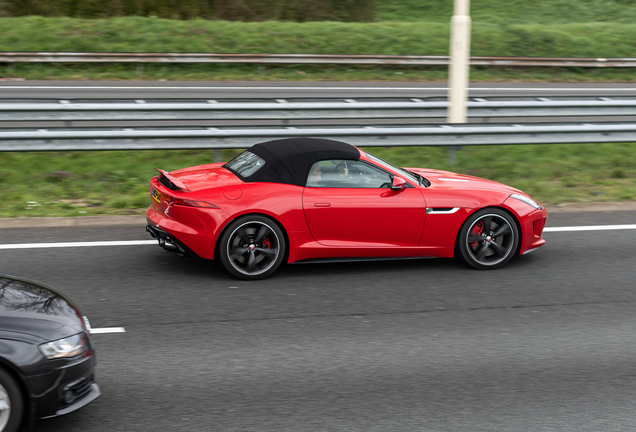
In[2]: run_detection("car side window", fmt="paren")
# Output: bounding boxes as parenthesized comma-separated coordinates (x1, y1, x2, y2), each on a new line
(306, 160, 393, 188)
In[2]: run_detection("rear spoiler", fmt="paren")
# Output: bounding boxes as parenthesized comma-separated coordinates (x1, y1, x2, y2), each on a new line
(156, 169, 189, 191)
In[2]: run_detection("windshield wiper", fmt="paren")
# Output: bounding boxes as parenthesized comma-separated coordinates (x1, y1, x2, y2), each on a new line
(408, 171, 430, 187)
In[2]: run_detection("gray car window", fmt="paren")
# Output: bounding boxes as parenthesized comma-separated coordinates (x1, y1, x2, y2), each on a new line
(307, 160, 393, 188)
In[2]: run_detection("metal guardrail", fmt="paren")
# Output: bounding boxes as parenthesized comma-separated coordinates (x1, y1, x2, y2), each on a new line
(2, 123, 636, 151)
(2, 52, 635, 68)
(2, 97, 636, 122)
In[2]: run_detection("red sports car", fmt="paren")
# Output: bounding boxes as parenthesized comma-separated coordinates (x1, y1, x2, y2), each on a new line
(146, 138, 547, 280)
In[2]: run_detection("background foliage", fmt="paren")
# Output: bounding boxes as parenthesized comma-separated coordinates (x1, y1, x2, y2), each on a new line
(3, 0, 636, 23)
(1, 0, 636, 217)
(0, 0, 375, 21)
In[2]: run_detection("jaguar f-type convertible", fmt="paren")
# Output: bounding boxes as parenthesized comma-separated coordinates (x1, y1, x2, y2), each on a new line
(146, 138, 547, 280)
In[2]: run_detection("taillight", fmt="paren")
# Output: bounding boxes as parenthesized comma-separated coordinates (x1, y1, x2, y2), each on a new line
(174, 198, 219, 209)
(164, 195, 175, 205)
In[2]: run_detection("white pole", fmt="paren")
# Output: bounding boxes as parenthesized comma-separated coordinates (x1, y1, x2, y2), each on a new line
(447, 0, 471, 123)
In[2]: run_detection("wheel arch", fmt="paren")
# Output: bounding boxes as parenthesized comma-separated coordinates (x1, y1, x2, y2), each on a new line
(454, 206, 524, 257)
(0, 358, 31, 428)
(214, 212, 291, 263)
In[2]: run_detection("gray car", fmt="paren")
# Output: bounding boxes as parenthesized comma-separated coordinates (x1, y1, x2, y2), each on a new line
(0, 274, 100, 432)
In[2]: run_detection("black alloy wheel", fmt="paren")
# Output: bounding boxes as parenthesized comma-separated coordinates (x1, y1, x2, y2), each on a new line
(458, 208, 519, 269)
(0, 368, 23, 432)
(218, 215, 286, 280)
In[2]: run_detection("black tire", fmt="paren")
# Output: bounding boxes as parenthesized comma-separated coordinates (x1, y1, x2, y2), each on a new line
(0, 368, 23, 432)
(218, 215, 286, 280)
(457, 208, 519, 270)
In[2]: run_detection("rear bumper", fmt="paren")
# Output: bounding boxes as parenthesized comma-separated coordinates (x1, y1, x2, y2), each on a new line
(146, 202, 230, 260)
(146, 220, 199, 257)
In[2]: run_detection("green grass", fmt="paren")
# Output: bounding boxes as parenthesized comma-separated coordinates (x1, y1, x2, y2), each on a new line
(2, 18, 636, 57)
(2, 17, 636, 82)
(376, 0, 636, 24)
(8, 63, 636, 83)
(2, 143, 635, 218)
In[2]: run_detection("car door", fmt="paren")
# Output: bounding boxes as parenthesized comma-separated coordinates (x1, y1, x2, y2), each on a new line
(302, 159, 426, 247)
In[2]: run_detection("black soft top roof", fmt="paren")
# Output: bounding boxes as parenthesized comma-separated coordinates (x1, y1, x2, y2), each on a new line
(224, 138, 361, 186)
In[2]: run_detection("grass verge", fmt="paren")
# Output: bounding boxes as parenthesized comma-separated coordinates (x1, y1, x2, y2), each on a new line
(2, 18, 636, 82)
(1, 18, 635, 57)
(5, 63, 636, 83)
(1, 143, 635, 218)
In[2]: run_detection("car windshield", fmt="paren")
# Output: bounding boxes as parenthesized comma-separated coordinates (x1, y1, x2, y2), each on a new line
(225, 151, 266, 177)
(363, 150, 420, 183)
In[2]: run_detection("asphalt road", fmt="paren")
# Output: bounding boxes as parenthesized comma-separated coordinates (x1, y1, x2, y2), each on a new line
(1, 210, 636, 431)
(2, 80, 636, 430)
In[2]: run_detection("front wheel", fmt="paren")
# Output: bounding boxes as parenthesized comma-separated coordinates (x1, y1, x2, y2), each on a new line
(218, 215, 286, 280)
(0, 369, 23, 432)
(457, 208, 519, 270)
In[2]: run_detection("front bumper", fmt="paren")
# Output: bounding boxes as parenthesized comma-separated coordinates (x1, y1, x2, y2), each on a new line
(26, 353, 100, 421)
(502, 196, 548, 255)
(45, 383, 101, 418)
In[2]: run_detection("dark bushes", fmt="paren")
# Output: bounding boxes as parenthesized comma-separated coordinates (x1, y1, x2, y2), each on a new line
(0, 0, 375, 21)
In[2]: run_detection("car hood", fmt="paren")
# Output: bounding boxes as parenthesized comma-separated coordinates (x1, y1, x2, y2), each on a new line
(0, 275, 84, 342)
(406, 168, 524, 194)
(167, 163, 242, 192)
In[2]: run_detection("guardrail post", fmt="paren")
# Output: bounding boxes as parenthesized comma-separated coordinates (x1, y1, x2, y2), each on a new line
(448, 145, 463, 166)
(137, 64, 144, 75)
(447, 0, 471, 124)
(214, 149, 223, 163)
(447, 0, 471, 166)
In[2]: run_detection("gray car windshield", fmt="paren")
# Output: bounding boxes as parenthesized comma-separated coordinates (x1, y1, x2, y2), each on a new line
(363, 151, 420, 183)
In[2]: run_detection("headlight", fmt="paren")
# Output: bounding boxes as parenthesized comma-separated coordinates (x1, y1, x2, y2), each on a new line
(510, 193, 543, 210)
(39, 334, 87, 359)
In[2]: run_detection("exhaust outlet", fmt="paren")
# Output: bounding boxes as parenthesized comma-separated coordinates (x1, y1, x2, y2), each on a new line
(162, 238, 178, 251)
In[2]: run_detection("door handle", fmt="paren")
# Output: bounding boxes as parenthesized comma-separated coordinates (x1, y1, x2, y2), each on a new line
(314, 203, 331, 207)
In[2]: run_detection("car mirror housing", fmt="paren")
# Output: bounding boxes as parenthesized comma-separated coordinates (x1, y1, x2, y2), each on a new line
(391, 176, 407, 191)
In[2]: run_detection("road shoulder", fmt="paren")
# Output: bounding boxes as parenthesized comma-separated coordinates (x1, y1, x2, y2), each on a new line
(2, 202, 636, 229)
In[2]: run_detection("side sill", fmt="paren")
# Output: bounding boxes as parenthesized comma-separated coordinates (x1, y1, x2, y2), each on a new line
(291, 256, 436, 265)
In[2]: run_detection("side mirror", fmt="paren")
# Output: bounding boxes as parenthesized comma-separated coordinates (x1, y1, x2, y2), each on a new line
(391, 176, 407, 191)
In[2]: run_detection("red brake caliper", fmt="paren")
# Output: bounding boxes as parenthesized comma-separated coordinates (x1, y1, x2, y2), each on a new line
(262, 238, 271, 249)
(469, 221, 484, 247)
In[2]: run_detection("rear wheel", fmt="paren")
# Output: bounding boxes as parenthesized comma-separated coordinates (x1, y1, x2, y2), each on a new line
(218, 215, 286, 280)
(457, 208, 519, 270)
(0, 369, 23, 432)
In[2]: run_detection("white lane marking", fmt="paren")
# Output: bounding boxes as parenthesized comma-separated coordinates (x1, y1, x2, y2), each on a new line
(0, 240, 156, 249)
(90, 327, 126, 334)
(3, 85, 636, 91)
(0, 225, 635, 250)
(544, 224, 636, 232)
